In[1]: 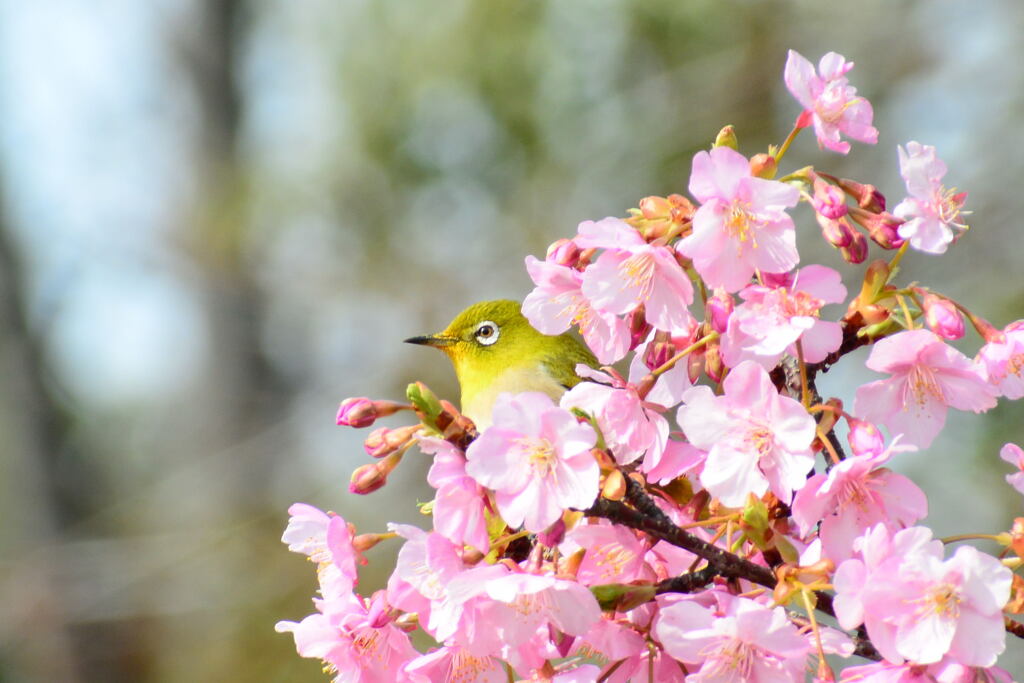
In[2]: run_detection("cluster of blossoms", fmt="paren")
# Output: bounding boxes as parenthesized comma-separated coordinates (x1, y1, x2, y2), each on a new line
(279, 50, 1024, 681)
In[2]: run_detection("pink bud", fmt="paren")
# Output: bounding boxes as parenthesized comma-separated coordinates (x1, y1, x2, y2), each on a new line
(923, 294, 964, 340)
(836, 177, 886, 213)
(816, 214, 853, 248)
(812, 179, 848, 219)
(337, 397, 377, 427)
(629, 308, 652, 350)
(847, 418, 884, 457)
(643, 331, 675, 370)
(364, 424, 420, 458)
(706, 289, 734, 334)
(546, 238, 581, 268)
(840, 230, 868, 264)
(349, 451, 403, 495)
(536, 517, 566, 546)
(638, 195, 672, 219)
(850, 208, 905, 250)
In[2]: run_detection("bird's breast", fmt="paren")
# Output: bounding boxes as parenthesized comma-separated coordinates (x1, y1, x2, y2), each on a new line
(459, 364, 566, 431)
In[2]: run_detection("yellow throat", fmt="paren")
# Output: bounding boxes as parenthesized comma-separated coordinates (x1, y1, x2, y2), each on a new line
(404, 299, 598, 430)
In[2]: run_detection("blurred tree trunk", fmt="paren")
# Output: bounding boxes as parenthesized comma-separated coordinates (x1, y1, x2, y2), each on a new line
(0, 182, 82, 681)
(175, 0, 290, 513)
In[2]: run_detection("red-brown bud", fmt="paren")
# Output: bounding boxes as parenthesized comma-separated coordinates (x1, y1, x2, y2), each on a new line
(749, 153, 777, 179)
(835, 177, 886, 213)
(839, 230, 868, 264)
(816, 214, 854, 249)
(849, 208, 905, 250)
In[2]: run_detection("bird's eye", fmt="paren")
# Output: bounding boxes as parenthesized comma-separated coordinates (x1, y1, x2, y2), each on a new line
(474, 320, 500, 346)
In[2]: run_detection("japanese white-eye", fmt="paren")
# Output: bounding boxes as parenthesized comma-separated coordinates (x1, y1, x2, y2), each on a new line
(404, 299, 598, 430)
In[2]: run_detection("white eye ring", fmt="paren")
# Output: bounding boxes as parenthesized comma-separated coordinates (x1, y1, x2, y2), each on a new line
(474, 320, 500, 346)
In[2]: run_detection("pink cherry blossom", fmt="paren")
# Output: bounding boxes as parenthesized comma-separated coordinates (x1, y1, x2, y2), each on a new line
(854, 329, 997, 448)
(523, 253, 632, 364)
(387, 524, 465, 615)
(893, 142, 969, 254)
(421, 436, 490, 554)
(838, 658, 1013, 683)
(677, 361, 816, 507)
(999, 442, 1024, 495)
(791, 437, 926, 561)
(440, 566, 602, 653)
(465, 392, 598, 532)
(276, 591, 417, 683)
(654, 596, 810, 681)
(720, 264, 846, 369)
(678, 146, 801, 292)
(561, 522, 653, 585)
(784, 49, 878, 154)
(976, 320, 1024, 399)
(281, 503, 360, 599)
(834, 525, 1012, 667)
(574, 217, 694, 332)
(560, 365, 670, 472)
(403, 646, 506, 683)
(628, 324, 698, 409)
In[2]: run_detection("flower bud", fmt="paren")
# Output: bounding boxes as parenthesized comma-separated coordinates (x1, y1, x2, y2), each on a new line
(749, 153, 777, 179)
(835, 177, 886, 212)
(847, 418, 884, 457)
(546, 238, 581, 268)
(364, 424, 420, 458)
(850, 208, 905, 250)
(590, 582, 657, 612)
(337, 397, 410, 428)
(922, 294, 964, 340)
(704, 343, 725, 383)
(349, 451, 404, 495)
(337, 397, 377, 428)
(643, 331, 675, 371)
(638, 195, 672, 219)
(714, 125, 739, 150)
(839, 229, 868, 264)
(629, 308, 652, 350)
(816, 214, 854, 249)
(812, 179, 848, 219)
(353, 532, 390, 552)
(706, 289, 734, 334)
(537, 517, 566, 547)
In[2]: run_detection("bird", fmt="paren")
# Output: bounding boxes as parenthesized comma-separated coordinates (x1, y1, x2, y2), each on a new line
(404, 299, 598, 430)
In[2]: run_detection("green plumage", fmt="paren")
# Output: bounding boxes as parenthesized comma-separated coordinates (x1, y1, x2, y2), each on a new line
(405, 299, 597, 428)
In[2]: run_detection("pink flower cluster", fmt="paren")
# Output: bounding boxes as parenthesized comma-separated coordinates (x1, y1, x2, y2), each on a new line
(280, 49, 1023, 681)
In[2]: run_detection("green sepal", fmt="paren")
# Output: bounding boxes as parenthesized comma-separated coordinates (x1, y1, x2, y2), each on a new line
(407, 381, 443, 431)
(590, 582, 656, 612)
(741, 497, 771, 551)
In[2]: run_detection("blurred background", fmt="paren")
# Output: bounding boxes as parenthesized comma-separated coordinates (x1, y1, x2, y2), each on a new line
(1, 0, 1022, 680)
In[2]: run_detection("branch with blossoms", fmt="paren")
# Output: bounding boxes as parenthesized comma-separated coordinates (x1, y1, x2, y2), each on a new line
(277, 49, 1024, 682)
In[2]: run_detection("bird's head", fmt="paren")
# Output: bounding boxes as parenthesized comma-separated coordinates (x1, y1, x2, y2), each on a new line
(404, 299, 550, 379)
(405, 299, 595, 427)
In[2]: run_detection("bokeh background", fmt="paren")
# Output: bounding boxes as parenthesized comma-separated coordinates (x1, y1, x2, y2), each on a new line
(1, 1, 1023, 680)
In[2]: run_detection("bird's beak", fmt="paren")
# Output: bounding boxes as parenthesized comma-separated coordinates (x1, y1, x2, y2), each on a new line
(404, 334, 457, 348)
